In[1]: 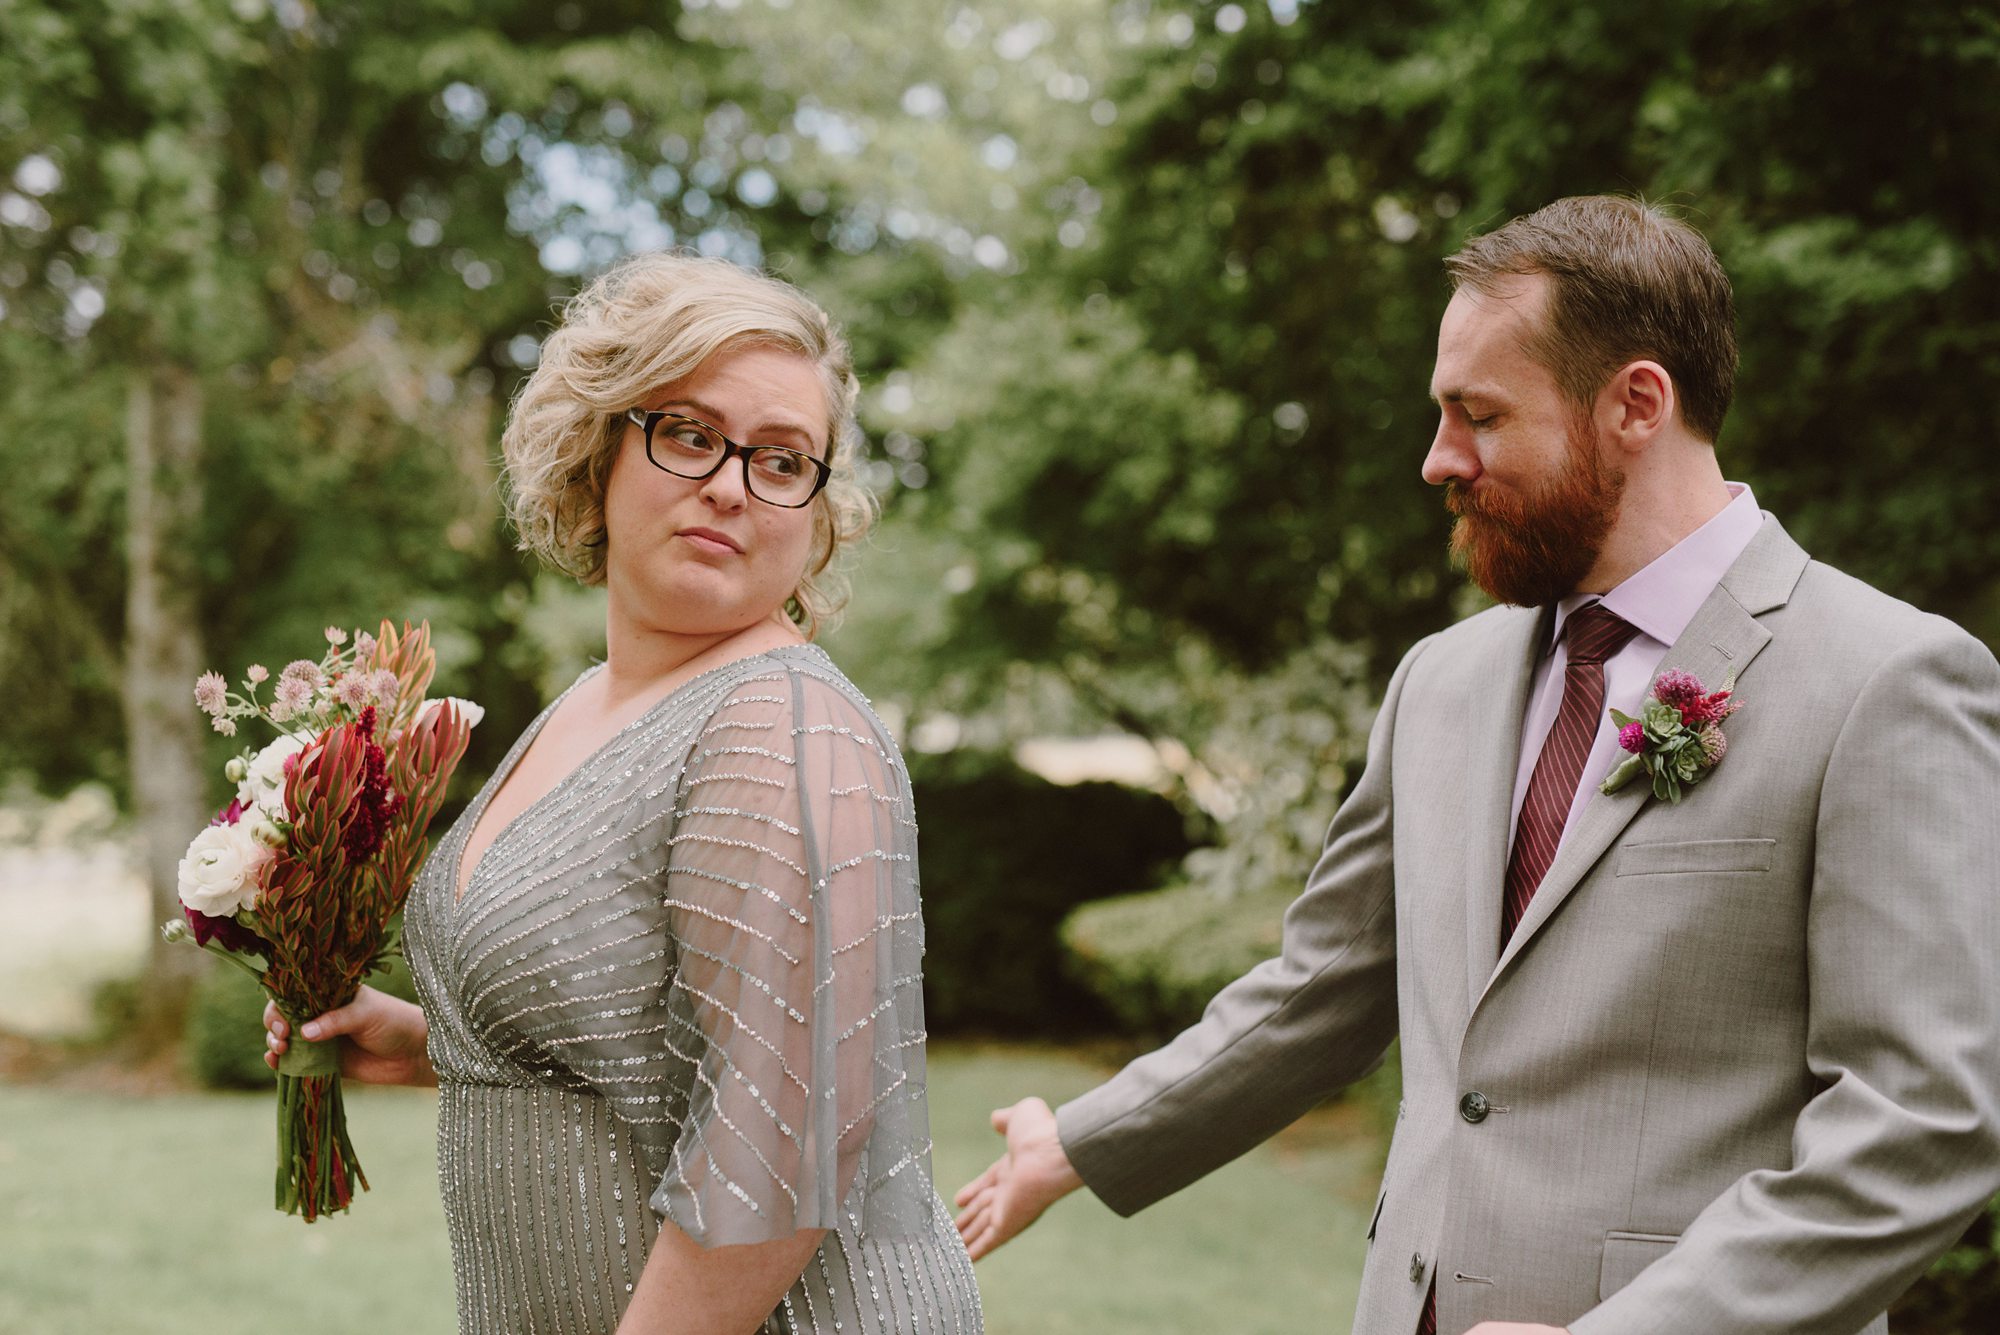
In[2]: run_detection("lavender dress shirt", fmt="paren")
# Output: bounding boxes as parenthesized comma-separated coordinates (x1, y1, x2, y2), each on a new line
(1508, 482, 1764, 855)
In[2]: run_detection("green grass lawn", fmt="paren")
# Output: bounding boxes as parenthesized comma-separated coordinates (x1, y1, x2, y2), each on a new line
(0, 1043, 1380, 1334)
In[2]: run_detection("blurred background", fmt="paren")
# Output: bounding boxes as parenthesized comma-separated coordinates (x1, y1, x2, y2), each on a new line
(2, 0, 1997, 1331)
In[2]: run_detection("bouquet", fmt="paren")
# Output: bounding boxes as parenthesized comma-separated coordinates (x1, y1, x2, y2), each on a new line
(163, 621, 477, 1221)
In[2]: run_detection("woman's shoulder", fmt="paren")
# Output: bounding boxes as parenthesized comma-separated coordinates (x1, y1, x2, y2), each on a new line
(708, 644, 887, 723)
(692, 646, 907, 779)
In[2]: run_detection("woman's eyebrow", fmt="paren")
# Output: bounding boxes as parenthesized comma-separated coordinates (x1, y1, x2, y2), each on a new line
(660, 398, 819, 445)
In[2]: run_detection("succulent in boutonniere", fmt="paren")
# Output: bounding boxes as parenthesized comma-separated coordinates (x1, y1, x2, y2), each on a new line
(1599, 669, 1741, 803)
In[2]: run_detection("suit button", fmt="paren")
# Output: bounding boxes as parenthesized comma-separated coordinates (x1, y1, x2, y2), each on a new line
(1458, 1091, 1490, 1123)
(1409, 1252, 1425, 1282)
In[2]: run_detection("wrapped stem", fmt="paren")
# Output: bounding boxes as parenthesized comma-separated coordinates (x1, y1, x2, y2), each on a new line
(275, 1040, 367, 1220)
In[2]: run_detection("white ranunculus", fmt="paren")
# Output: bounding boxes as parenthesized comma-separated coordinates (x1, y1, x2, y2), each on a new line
(237, 732, 309, 817)
(419, 696, 485, 729)
(176, 823, 274, 918)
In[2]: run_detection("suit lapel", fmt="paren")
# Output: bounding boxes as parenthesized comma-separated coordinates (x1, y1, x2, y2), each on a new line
(1461, 604, 1552, 1007)
(1479, 517, 1810, 996)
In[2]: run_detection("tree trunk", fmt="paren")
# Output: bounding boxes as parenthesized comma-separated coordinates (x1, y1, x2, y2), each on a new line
(123, 364, 210, 990)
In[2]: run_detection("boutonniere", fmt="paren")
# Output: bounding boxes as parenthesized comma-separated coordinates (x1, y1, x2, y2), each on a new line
(1599, 669, 1741, 803)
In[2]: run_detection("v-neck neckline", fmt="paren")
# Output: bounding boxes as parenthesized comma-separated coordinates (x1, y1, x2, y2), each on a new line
(448, 644, 819, 910)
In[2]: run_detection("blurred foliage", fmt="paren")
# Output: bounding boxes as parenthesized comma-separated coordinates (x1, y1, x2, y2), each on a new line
(909, 749, 1202, 1035)
(880, 0, 2000, 717)
(1062, 878, 1295, 1036)
(1896, 1196, 2000, 1334)
(182, 956, 277, 1091)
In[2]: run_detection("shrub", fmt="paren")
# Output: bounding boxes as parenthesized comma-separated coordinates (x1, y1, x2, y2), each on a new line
(183, 957, 273, 1090)
(1061, 875, 1400, 1147)
(911, 750, 1202, 1035)
(1060, 878, 1296, 1037)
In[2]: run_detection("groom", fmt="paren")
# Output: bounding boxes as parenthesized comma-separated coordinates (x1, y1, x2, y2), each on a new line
(954, 196, 2000, 1334)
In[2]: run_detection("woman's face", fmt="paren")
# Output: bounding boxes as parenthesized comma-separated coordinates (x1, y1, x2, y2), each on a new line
(601, 344, 829, 638)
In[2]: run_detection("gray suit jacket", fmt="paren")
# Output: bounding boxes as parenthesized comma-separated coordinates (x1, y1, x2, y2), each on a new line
(1059, 518, 2000, 1335)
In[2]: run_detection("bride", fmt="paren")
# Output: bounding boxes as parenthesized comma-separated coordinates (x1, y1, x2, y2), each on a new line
(265, 253, 981, 1335)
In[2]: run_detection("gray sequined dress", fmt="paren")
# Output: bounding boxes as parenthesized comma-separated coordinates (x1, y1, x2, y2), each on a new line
(404, 645, 982, 1335)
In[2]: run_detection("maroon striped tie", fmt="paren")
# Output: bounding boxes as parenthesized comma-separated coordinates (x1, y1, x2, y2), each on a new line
(1500, 602, 1639, 946)
(1412, 609, 1638, 1335)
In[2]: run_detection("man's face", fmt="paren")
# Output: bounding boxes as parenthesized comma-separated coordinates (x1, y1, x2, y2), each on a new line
(1423, 272, 1624, 607)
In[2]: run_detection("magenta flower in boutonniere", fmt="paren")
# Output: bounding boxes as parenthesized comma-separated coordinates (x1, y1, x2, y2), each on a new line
(1599, 669, 1741, 803)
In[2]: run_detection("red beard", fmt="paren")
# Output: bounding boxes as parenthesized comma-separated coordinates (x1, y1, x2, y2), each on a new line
(1444, 420, 1624, 607)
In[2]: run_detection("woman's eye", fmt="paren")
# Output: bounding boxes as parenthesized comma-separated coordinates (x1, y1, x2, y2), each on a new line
(755, 451, 805, 479)
(667, 426, 717, 451)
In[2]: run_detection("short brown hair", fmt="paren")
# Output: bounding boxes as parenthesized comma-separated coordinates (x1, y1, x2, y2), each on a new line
(1445, 196, 1737, 442)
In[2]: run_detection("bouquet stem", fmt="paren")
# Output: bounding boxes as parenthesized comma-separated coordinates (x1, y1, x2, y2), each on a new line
(275, 1038, 367, 1221)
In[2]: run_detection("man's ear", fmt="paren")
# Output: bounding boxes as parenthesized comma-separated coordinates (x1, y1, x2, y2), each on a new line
(1602, 360, 1676, 446)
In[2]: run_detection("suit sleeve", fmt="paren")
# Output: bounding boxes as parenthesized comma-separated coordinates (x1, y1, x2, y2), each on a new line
(1054, 634, 1432, 1215)
(1573, 624, 2000, 1335)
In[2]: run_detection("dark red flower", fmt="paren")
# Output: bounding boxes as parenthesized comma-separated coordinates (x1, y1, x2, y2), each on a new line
(183, 903, 268, 954)
(339, 706, 403, 865)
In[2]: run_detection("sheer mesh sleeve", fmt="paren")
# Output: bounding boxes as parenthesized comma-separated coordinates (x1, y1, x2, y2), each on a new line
(650, 665, 933, 1246)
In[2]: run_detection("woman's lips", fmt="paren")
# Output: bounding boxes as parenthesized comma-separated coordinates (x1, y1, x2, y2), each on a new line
(677, 527, 743, 554)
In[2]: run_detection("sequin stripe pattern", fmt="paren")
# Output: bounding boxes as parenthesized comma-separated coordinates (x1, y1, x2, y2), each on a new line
(403, 645, 981, 1334)
(649, 659, 935, 1248)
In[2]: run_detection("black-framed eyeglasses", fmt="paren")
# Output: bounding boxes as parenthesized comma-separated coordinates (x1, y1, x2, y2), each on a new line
(623, 409, 832, 508)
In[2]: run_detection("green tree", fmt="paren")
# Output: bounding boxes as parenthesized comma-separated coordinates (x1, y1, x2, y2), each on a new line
(0, 0, 832, 983)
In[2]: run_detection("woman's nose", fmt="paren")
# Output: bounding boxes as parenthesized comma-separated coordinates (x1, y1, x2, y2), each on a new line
(698, 456, 750, 511)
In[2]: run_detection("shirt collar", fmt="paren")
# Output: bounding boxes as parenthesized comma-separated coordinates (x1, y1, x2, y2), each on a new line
(1549, 482, 1763, 653)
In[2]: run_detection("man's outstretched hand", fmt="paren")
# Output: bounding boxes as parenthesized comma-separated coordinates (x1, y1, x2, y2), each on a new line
(953, 1096, 1084, 1260)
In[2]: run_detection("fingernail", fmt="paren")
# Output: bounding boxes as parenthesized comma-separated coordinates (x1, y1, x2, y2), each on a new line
(301, 1023, 321, 1039)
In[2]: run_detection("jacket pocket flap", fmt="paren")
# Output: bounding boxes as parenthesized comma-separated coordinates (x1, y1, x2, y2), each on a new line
(1599, 1231, 1679, 1300)
(1615, 838, 1776, 877)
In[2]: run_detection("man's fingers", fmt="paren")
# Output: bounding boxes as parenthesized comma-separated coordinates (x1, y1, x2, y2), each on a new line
(990, 1105, 1011, 1134)
(954, 1186, 993, 1231)
(953, 1162, 998, 1208)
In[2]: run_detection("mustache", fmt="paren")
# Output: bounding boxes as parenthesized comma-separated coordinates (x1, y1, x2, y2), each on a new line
(1444, 480, 1524, 528)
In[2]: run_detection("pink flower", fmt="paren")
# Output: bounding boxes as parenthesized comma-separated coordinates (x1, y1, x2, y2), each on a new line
(281, 659, 324, 688)
(1652, 671, 1705, 710)
(273, 674, 314, 716)
(326, 626, 348, 646)
(1679, 689, 1735, 727)
(333, 673, 371, 709)
(354, 632, 377, 661)
(194, 671, 228, 716)
(212, 716, 238, 736)
(246, 664, 269, 685)
(1618, 721, 1645, 753)
(367, 668, 401, 707)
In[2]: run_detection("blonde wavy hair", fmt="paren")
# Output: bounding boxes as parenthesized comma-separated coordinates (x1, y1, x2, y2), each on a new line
(501, 252, 875, 637)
